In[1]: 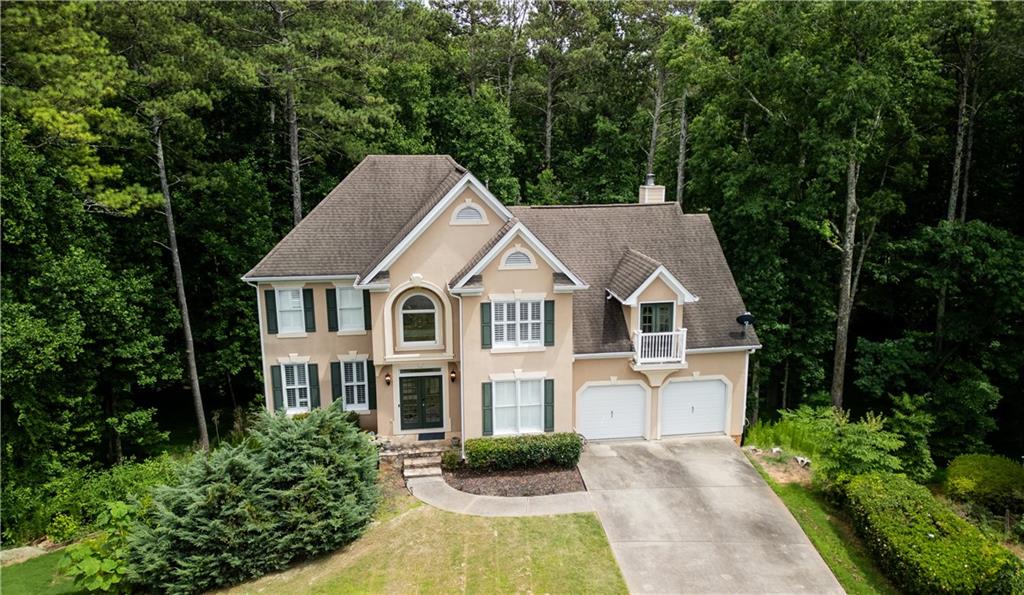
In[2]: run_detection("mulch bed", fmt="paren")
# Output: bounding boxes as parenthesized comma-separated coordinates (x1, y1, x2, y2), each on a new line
(443, 465, 585, 497)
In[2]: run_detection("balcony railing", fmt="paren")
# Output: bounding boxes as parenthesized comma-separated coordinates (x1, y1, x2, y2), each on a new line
(633, 328, 687, 365)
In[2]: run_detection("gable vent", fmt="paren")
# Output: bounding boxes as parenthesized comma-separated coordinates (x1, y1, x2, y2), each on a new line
(504, 250, 532, 267)
(455, 205, 484, 221)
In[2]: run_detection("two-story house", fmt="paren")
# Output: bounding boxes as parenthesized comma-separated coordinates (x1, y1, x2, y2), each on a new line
(243, 155, 760, 446)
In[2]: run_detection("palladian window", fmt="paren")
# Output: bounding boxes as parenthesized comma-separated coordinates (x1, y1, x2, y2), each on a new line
(400, 293, 438, 345)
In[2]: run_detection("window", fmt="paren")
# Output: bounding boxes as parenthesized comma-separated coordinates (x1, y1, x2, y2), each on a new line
(454, 204, 484, 223)
(400, 293, 438, 344)
(337, 286, 364, 331)
(277, 288, 305, 333)
(493, 379, 544, 435)
(283, 363, 310, 413)
(342, 360, 368, 411)
(493, 300, 542, 347)
(640, 302, 674, 333)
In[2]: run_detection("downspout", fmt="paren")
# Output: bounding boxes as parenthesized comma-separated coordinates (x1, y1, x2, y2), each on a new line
(453, 291, 467, 461)
(741, 348, 755, 436)
(246, 280, 269, 410)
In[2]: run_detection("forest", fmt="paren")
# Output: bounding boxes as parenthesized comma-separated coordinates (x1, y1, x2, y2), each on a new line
(2, 0, 1022, 535)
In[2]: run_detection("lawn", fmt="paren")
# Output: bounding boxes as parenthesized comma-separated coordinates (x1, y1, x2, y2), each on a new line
(747, 456, 897, 595)
(0, 551, 79, 595)
(223, 472, 626, 594)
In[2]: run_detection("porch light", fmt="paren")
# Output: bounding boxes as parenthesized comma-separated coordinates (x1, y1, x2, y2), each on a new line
(450, 369, 458, 383)
(384, 372, 392, 386)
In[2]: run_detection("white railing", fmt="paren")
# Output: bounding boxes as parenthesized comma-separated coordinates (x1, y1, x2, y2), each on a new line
(633, 328, 687, 365)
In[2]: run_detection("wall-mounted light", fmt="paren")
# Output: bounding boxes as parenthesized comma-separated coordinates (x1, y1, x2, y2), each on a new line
(384, 372, 392, 386)
(450, 369, 458, 383)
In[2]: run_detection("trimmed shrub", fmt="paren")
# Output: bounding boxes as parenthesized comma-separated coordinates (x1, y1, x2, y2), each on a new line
(127, 406, 379, 594)
(846, 472, 1024, 594)
(440, 448, 462, 471)
(463, 433, 583, 470)
(947, 454, 1024, 514)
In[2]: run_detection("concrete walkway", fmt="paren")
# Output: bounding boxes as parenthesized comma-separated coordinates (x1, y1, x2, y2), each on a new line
(579, 437, 843, 594)
(406, 476, 593, 517)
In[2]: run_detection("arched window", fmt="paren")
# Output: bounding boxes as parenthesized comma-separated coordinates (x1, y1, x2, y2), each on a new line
(399, 292, 439, 345)
(450, 201, 488, 225)
(501, 246, 536, 269)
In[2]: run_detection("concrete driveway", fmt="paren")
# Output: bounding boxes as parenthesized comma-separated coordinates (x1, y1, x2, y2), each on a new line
(578, 437, 843, 594)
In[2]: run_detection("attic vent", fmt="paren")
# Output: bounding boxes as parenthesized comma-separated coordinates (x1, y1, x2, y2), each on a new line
(503, 250, 533, 268)
(454, 204, 484, 222)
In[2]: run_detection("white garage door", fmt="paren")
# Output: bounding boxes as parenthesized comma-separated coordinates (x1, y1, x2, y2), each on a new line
(660, 380, 728, 436)
(578, 384, 647, 440)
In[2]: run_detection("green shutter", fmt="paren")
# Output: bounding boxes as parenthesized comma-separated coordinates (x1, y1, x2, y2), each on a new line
(482, 382, 493, 436)
(362, 290, 372, 330)
(308, 363, 320, 409)
(544, 300, 555, 346)
(481, 302, 492, 349)
(544, 378, 554, 432)
(326, 288, 338, 332)
(270, 365, 283, 411)
(303, 288, 316, 332)
(367, 360, 376, 410)
(264, 290, 278, 334)
(330, 361, 342, 404)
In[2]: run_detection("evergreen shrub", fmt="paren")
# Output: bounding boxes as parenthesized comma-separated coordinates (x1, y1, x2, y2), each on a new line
(127, 406, 379, 594)
(463, 433, 583, 470)
(946, 453, 1024, 514)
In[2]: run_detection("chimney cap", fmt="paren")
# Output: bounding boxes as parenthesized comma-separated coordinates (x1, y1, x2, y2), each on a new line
(644, 172, 656, 186)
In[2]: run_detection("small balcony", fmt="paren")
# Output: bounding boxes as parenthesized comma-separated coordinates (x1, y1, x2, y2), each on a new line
(633, 328, 687, 367)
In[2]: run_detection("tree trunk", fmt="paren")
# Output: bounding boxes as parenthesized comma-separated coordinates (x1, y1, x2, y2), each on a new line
(947, 63, 970, 221)
(676, 90, 689, 205)
(286, 88, 303, 226)
(959, 77, 978, 223)
(153, 117, 210, 451)
(780, 358, 790, 410)
(830, 155, 860, 409)
(544, 70, 554, 169)
(646, 67, 666, 177)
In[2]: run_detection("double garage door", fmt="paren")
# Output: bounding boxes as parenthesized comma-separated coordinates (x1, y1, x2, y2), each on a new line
(577, 379, 727, 440)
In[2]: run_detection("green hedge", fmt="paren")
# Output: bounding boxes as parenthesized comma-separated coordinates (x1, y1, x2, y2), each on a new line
(127, 406, 379, 594)
(463, 433, 583, 470)
(947, 454, 1024, 514)
(846, 472, 1024, 594)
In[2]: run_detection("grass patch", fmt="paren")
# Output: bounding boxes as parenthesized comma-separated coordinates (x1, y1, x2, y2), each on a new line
(0, 551, 79, 595)
(222, 474, 626, 594)
(748, 456, 897, 595)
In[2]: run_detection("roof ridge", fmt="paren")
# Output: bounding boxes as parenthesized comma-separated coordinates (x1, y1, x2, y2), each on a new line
(511, 202, 679, 209)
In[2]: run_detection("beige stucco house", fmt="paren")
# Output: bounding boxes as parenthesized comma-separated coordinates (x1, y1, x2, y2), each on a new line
(243, 155, 760, 446)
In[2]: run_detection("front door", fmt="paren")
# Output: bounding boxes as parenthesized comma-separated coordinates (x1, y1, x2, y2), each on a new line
(640, 302, 674, 333)
(398, 372, 444, 430)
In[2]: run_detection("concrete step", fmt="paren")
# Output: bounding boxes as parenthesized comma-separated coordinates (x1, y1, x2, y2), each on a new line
(403, 466, 442, 479)
(405, 455, 441, 468)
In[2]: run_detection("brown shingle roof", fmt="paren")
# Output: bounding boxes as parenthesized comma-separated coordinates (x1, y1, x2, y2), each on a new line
(449, 218, 518, 287)
(608, 249, 661, 301)
(244, 155, 465, 279)
(511, 203, 759, 353)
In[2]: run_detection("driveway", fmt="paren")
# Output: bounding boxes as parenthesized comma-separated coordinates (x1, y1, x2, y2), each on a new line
(578, 437, 843, 594)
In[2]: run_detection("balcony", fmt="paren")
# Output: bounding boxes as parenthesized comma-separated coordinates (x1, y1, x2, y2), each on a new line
(633, 328, 687, 367)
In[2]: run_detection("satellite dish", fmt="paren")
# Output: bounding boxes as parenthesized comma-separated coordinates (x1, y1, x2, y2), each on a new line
(736, 312, 755, 327)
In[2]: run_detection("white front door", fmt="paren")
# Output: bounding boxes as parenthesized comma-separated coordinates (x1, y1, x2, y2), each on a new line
(577, 384, 647, 440)
(660, 379, 728, 436)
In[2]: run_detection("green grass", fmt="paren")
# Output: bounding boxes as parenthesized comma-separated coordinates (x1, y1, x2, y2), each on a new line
(748, 457, 898, 595)
(0, 551, 80, 595)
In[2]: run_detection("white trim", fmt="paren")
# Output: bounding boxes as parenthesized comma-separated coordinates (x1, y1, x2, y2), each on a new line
(489, 369, 548, 381)
(575, 379, 652, 440)
(274, 286, 307, 335)
(499, 244, 537, 270)
(573, 351, 634, 360)
(397, 291, 442, 348)
(490, 377, 546, 436)
(450, 287, 484, 297)
(391, 363, 450, 435)
(339, 358, 370, 412)
(451, 222, 587, 290)
(364, 173, 514, 282)
(449, 199, 489, 226)
(490, 345, 546, 354)
(490, 298, 544, 348)
(687, 345, 762, 354)
(276, 353, 311, 364)
(573, 345, 760, 360)
(553, 286, 582, 294)
(253, 284, 270, 411)
(242, 274, 357, 283)
(621, 266, 698, 306)
(658, 375, 733, 440)
(383, 279, 455, 361)
(741, 349, 753, 430)
(488, 291, 547, 301)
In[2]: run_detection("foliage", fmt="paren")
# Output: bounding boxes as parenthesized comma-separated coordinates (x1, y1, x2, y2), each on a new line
(59, 501, 136, 593)
(1, 454, 180, 545)
(845, 472, 1024, 594)
(946, 454, 1024, 514)
(463, 433, 583, 470)
(127, 406, 379, 593)
(885, 394, 937, 483)
(441, 447, 462, 471)
(744, 406, 835, 458)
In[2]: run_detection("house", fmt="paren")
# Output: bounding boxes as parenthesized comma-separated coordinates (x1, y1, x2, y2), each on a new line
(242, 155, 760, 445)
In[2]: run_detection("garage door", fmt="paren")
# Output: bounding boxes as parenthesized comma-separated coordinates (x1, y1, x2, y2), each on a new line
(660, 380, 728, 436)
(578, 384, 647, 440)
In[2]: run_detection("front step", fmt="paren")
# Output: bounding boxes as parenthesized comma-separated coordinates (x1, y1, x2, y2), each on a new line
(405, 455, 441, 468)
(403, 465, 442, 479)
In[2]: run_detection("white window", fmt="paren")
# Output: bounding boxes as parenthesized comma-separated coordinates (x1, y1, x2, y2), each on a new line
(492, 300, 542, 347)
(399, 292, 439, 345)
(493, 379, 544, 435)
(342, 360, 368, 411)
(277, 288, 305, 333)
(283, 363, 310, 413)
(337, 287, 364, 331)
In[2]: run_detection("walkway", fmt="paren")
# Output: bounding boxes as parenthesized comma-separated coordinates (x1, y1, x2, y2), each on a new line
(405, 476, 593, 517)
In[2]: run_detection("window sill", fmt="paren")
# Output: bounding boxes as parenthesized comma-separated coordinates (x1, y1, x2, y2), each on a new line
(343, 407, 372, 415)
(276, 331, 308, 339)
(336, 329, 367, 336)
(396, 343, 443, 351)
(490, 345, 546, 354)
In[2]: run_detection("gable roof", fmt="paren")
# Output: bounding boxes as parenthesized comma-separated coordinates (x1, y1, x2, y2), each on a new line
(511, 203, 760, 353)
(608, 249, 661, 302)
(244, 155, 466, 280)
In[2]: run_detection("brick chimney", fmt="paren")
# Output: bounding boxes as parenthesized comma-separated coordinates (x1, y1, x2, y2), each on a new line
(638, 173, 665, 204)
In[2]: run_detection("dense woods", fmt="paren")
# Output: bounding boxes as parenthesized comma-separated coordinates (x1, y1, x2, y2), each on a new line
(2, 0, 1022, 531)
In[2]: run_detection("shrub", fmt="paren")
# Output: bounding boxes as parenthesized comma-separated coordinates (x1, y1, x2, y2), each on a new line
(127, 406, 379, 594)
(59, 501, 135, 593)
(440, 448, 462, 471)
(887, 393, 937, 483)
(814, 411, 903, 493)
(947, 454, 1024, 514)
(463, 433, 583, 470)
(743, 406, 835, 458)
(846, 472, 1024, 594)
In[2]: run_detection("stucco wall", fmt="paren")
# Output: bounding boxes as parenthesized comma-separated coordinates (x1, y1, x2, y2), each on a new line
(623, 275, 685, 338)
